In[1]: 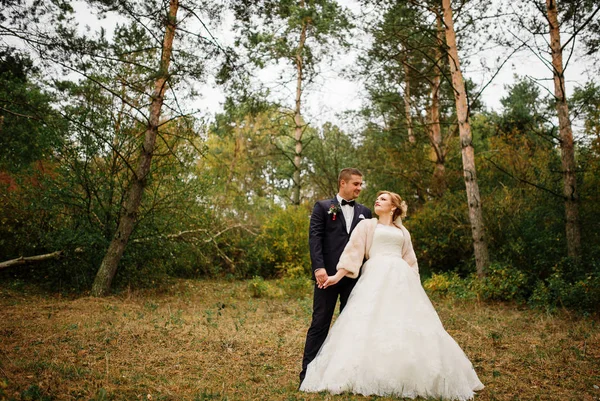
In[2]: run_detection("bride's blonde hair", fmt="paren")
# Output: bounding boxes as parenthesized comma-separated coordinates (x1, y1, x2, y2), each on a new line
(376, 191, 408, 223)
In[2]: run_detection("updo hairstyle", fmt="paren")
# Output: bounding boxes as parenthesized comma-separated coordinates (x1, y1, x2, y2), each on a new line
(376, 190, 408, 223)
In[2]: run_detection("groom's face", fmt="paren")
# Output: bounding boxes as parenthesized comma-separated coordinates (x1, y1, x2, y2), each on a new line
(340, 175, 363, 200)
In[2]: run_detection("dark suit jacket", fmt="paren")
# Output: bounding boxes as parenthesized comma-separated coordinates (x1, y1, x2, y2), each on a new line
(309, 197, 373, 278)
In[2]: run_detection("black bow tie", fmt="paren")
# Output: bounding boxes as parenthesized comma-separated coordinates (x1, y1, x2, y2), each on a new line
(341, 199, 355, 207)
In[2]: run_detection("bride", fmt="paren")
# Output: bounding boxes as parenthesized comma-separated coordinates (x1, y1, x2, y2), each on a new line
(299, 191, 484, 400)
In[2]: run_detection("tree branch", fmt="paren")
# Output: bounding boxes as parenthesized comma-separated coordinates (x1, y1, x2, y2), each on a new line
(0, 251, 64, 270)
(485, 156, 563, 198)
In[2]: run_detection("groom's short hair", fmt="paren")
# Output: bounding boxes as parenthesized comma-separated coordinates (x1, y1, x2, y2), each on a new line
(338, 168, 363, 187)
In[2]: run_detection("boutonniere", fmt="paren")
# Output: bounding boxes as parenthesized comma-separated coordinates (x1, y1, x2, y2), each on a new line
(328, 203, 342, 220)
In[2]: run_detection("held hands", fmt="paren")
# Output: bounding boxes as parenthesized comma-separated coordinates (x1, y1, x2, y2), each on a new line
(318, 269, 347, 289)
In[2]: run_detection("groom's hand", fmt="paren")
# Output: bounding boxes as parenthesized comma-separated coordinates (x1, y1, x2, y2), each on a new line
(314, 268, 328, 287)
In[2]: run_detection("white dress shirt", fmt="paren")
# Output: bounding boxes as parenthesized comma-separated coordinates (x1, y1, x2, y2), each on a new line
(337, 194, 355, 234)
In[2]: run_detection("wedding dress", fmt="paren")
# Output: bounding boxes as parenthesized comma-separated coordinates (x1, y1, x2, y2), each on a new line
(300, 224, 484, 400)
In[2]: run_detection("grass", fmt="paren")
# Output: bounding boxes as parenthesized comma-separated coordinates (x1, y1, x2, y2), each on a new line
(0, 278, 599, 400)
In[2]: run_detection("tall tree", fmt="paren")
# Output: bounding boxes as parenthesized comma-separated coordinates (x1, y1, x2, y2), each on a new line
(501, 0, 600, 261)
(546, 0, 581, 260)
(91, 0, 180, 296)
(232, 0, 352, 205)
(441, 0, 490, 277)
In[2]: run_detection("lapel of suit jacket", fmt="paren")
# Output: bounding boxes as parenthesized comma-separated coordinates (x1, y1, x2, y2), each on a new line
(331, 197, 349, 234)
(349, 203, 363, 232)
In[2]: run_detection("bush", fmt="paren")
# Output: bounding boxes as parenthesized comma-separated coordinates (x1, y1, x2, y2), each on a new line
(407, 192, 474, 277)
(529, 261, 600, 313)
(424, 263, 527, 303)
(423, 259, 600, 313)
(248, 276, 271, 298)
(471, 263, 528, 302)
(250, 205, 311, 278)
(423, 272, 475, 300)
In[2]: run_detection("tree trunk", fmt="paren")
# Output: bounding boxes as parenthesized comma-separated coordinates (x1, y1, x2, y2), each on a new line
(546, 0, 581, 261)
(402, 58, 416, 144)
(292, 1, 308, 206)
(430, 14, 446, 197)
(224, 124, 243, 201)
(442, 0, 490, 277)
(91, 0, 179, 296)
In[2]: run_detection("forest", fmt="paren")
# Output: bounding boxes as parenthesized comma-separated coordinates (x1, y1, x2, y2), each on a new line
(1, 0, 599, 313)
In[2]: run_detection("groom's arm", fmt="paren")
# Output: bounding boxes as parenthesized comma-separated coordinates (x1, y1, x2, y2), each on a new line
(309, 201, 326, 273)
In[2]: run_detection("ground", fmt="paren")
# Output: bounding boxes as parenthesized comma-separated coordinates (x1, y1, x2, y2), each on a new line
(0, 279, 599, 400)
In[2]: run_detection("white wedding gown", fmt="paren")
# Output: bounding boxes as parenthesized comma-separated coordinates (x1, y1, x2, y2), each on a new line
(300, 224, 484, 400)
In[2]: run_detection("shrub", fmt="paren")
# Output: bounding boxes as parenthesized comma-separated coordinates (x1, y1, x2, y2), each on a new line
(407, 192, 474, 277)
(471, 263, 528, 302)
(531, 263, 600, 313)
(248, 276, 271, 298)
(251, 205, 311, 278)
(424, 264, 528, 303)
(423, 272, 475, 300)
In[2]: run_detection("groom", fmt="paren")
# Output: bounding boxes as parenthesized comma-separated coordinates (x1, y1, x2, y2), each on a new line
(299, 167, 372, 383)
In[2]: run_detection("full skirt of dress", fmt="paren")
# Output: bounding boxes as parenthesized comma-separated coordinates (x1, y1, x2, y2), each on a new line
(299, 254, 484, 400)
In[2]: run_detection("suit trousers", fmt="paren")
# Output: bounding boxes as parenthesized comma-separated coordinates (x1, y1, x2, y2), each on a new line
(300, 276, 357, 382)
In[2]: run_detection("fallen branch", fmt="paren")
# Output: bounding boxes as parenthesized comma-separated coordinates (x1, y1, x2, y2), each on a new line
(0, 251, 64, 270)
(131, 224, 258, 244)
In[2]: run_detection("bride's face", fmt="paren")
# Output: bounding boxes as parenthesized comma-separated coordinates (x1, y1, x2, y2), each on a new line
(374, 193, 395, 217)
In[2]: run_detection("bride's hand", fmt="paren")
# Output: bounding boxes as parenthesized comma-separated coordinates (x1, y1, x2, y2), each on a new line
(319, 271, 345, 289)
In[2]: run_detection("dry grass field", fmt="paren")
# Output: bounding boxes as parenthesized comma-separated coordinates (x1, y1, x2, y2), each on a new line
(0, 278, 599, 401)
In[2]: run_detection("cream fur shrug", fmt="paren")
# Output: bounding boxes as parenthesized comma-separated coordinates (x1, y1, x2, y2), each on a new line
(336, 217, 419, 278)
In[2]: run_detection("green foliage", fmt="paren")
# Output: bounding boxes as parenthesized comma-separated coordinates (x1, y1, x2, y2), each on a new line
(252, 205, 311, 278)
(405, 192, 473, 277)
(423, 265, 527, 303)
(248, 276, 270, 298)
(529, 259, 600, 313)
(304, 122, 358, 200)
(232, 0, 352, 71)
(471, 263, 528, 302)
(424, 260, 600, 313)
(203, 103, 296, 209)
(0, 49, 64, 172)
(410, 78, 600, 312)
(497, 76, 549, 134)
(423, 271, 475, 300)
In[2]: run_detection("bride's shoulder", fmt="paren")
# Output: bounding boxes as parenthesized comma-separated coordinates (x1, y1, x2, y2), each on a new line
(358, 218, 378, 229)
